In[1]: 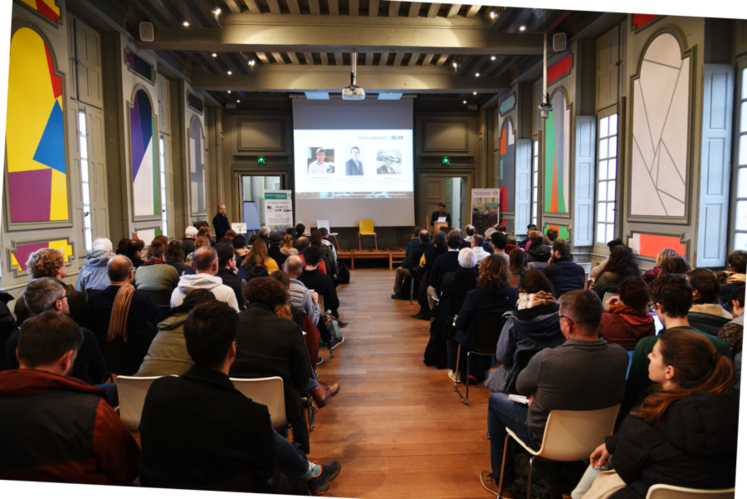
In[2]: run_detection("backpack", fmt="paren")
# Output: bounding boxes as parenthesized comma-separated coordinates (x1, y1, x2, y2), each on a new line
(335, 260, 350, 285)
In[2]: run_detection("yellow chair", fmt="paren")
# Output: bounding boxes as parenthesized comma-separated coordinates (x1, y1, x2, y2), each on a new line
(358, 219, 377, 250)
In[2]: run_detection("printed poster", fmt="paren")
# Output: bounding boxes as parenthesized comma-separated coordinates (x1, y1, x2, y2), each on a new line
(263, 190, 293, 229)
(471, 188, 501, 236)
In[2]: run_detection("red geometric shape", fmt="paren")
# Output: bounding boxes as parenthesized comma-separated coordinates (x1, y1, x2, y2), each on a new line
(550, 149, 560, 212)
(638, 234, 686, 259)
(547, 55, 572, 84)
(500, 186, 508, 211)
(44, 45, 62, 99)
(500, 130, 507, 155)
(13, 242, 50, 271)
(35, 0, 60, 22)
(632, 14, 658, 30)
(7, 169, 52, 223)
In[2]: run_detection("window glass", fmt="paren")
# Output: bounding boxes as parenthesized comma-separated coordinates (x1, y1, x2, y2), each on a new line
(78, 110, 92, 254)
(595, 114, 618, 246)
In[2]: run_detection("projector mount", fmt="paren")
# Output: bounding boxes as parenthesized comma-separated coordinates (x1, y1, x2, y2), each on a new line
(538, 32, 552, 120)
(342, 51, 366, 100)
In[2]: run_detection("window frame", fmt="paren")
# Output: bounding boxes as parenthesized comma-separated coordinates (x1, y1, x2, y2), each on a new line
(531, 134, 540, 227)
(78, 108, 93, 254)
(730, 59, 747, 252)
(593, 106, 621, 254)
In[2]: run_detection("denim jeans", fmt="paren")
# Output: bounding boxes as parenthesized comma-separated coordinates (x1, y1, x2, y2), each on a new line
(488, 392, 540, 487)
(273, 428, 308, 481)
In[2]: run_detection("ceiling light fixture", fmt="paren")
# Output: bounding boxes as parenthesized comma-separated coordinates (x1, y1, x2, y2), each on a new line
(491, 55, 496, 61)
(236, 99, 240, 102)
(463, 100, 467, 104)
(227, 90, 231, 93)
(489, 10, 497, 19)
(248, 60, 255, 66)
(519, 25, 526, 31)
(227, 70, 232, 75)
(212, 53, 217, 57)
(452, 62, 457, 68)
(475, 72, 480, 77)
(473, 92, 477, 95)
(213, 7, 221, 15)
(182, 21, 189, 27)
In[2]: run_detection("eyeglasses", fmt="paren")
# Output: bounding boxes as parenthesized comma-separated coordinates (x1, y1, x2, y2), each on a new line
(59, 290, 71, 301)
(558, 315, 574, 327)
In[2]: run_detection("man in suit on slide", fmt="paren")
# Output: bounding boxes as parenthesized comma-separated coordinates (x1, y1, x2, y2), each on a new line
(345, 147, 363, 176)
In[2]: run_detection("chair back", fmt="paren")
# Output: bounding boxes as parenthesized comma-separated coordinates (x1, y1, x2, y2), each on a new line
(85, 287, 103, 301)
(317, 220, 331, 232)
(578, 262, 592, 274)
(359, 219, 375, 234)
(536, 404, 620, 461)
(147, 470, 255, 492)
(230, 376, 287, 428)
(141, 289, 173, 312)
(474, 315, 507, 355)
(645, 484, 734, 499)
(116, 375, 165, 431)
(98, 331, 152, 376)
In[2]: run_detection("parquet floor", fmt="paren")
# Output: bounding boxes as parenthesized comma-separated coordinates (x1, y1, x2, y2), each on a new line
(308, 269, 493, 499)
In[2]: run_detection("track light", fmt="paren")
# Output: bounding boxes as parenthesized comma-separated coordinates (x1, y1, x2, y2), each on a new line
(452, 62, 457, 68)
(212, 53, 217, 57)
(475, 72, 480, 77)
(463, 100, 467, 104)
(227, 90, 231, 93)
(227, 70, 232, 75)
(489, 10, 497, 19)
(213, 7, 221, 15)
(182, 21, 189, 27)
(236, 99, 240, 102)
(491, 56, 496, 61)
(473, 92, 477, 95)
(248, 60, 255, 66)
(519, 25, 526, 31)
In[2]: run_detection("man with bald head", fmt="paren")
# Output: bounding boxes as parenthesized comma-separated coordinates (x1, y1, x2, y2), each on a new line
(295, 236, 328, 275)
(284, 255, 320, 325)
(171, 246, 239, 311)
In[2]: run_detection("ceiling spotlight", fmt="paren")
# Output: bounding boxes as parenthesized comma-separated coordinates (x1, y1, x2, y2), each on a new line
(491, 55, 496, 61)
(248, 60, 255, 66)
(489, 10, 497, 19)
(452, 62, 457, 68)
(519, 25, 526, 31)
(236, 99, 240, 103)
(227, 70, 232, 75)
(475, 72, 480, 77)
(212, 52, 217, 57)
(473, 92, 477, 95)
(182, 21, 189, 27)
(463, 100, 467, 104)
(227, 90, 231, 93)
(213, 7, 221, 15)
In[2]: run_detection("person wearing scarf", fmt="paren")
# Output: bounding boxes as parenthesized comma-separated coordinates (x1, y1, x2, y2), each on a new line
(599, 277, 655, 349)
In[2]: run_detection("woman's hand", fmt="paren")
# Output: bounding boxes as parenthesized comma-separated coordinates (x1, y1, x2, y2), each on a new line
(605, 296, 619, 308)
(590, 443, 611, 469)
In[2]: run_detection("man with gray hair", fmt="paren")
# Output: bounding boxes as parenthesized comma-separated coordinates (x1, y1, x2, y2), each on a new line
(259, 226, 272, 249)
(75, 237, 114, 294)
(284, 255, 320, 325)
(182, 226, 198, 256)
(171, 246, 239, 311)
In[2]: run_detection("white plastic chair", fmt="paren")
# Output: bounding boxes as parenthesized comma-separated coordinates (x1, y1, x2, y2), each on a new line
(646, 484, 735, 499)
(498, 405, 620, 499)
(230, 376, 287, 429)
(116, 375, 169, 432)
(316, 220, 337, 236)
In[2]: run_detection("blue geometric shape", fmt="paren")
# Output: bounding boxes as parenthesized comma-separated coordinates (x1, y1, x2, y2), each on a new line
(33, 100, 66, 174)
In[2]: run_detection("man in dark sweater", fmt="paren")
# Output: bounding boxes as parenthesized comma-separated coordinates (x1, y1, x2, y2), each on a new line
(392, 229, 432, 299)
(298, 247, 345, 348)
(268, 232, 288, 268)
(481, 290, 629, 497)
(542, 239, 585, 296)
(212, 204, 231, 241)
(215, 243, 246, 309)
(428, 230, 463, 298)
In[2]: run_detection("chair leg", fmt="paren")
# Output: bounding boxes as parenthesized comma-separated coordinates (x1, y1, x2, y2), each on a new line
(527, 457, 534, 499)
(496, 434, 509, 497)
(374, 234, 378, 250)
(466, 351, 470, 403)
(409, 278, 415, 304)
(358, 233, 361, 250)
(306, 395, 318, 432)
(453, 345, 467, 405)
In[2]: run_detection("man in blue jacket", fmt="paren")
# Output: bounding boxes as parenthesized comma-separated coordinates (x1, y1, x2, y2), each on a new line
(542, 239, 585, 296)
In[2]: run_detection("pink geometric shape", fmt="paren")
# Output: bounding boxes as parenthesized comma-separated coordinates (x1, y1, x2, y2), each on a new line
(12, 242, 49, 271)
(8, 169, 52, 223)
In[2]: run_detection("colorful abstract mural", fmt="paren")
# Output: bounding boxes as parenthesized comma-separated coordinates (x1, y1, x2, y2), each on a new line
(544, 91, 570, 214)
(632, 14, 659, 30)
(499, 120, 515, 212)
(125, 47, 156, 83)
(547, 55, 573, 84)
(631, 33, 689, 218)
(10, 240, 72, 272)
(544, 224, 571, 241)
(130, 89, 159, 217)
(189, 117, 207, 215)
(6, 27, 68, 224)
(629, 233, 686, 259)
(19, 0, 60, 23)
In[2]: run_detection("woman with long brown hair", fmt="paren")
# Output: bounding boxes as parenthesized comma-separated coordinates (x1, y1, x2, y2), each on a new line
(238, 239, 279, 281)
(280, 234, 298, 256)
(508, 248, 529, 289)
(579, 329, 738, 499)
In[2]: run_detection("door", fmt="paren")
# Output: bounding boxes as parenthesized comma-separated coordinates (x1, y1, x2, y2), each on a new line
(418, 171, 473, 230)
(419, 174, 446, 229)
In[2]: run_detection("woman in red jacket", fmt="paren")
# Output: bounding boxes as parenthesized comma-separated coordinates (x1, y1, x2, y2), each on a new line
(598, 277, 655, 349)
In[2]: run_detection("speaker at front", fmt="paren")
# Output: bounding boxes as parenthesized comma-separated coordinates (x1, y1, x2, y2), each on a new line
(553, 33, 567, 52)
(140, 22, 154, 42)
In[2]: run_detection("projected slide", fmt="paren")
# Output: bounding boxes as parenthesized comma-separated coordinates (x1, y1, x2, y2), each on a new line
(294, 129, 414, 199)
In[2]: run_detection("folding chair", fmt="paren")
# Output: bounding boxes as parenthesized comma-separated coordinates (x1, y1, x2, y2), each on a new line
(358, 219, 377, 250)
(140, 288, 173, 313)
(317, 219, 340, 251)
(230, 376, 288, 429)
(116, 375, 171, 431)
(454, 315, 506, 405)
(645, 484, 735, 499)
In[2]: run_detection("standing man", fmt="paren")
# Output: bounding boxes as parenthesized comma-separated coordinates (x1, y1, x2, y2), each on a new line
(346, 147, 363, 176)
(430, 202, 452, 230)
(309, 148, 332, 174)
(213, 204, 231, 241)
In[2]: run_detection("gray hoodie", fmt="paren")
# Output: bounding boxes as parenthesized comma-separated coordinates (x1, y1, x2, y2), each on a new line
(75, 250, 114, 293)
(169, 273, 239, 312)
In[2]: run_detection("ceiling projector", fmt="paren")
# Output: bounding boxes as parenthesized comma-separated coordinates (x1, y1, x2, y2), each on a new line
(342, 51, 365, 100)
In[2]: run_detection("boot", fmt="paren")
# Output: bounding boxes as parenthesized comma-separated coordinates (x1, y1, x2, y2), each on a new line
(309, 381, 340, 409)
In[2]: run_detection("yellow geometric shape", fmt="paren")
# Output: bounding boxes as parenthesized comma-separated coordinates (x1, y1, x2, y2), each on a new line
(11, 254, 19, 267)
(49, 240, 73, 262)
(49, 170, 69, 221)
(20, 0, 61, 18)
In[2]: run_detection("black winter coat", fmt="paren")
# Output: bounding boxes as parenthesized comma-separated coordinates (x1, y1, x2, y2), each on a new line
(607, 391, 739, 499)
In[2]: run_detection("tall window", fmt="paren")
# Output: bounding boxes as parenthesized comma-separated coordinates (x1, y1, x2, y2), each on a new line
(735, 68, 747, 251)
(596, 114, 618, 244)
(532, 139, 539, 226)
(78, 110, 93, 253)
(159, 136, 168, 237)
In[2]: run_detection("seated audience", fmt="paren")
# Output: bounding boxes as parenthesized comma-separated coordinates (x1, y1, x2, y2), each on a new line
(488, 270, 563, 394)
(285, 227, 298, 240)
(687, 268, 732, 335)
(641, 248, 678, 284)
(14, 248, 89, 328)
(225, 229, 237, 239)
(213, 243, 246, 309)
(258, 226, 272, 249)
(136, 289, 216, 377)
(296, 237, 328, 275)
(508, 248, 529, 289)
(238, 239, 274, 281)
(281, 234, 299, 256)
(471, 234, 490, 265)
(545, 228, 558, 245)
(318, 227, 338, 261)
(232, 234, 249, 264)
(525, 230, 551, 268)
(6, 278, 106, 387)
(453, 253, 514, 385)
(271, 270, 322, 368)
(89, 256, 161, 375)
(599, 277, 655, 349)
(310, 230, 338, 276)
(590, 238, 624, 280)
(138, 300, 341, 495)
(268, 232, 289, 268)
(496, 223, 507, 235)
(480, 290, 628, 497)
(429, 230, 463, 299)
(718, 286, 745, 357)
(182, 226, 198, 256)
(720, 250, 746, 301)
(590, 245, 640, 301)
(421, 230, 447, 309)
(298, 246, 347, 338)
(542, 239, 585, 296)
(295, 223, 306, 237)
(172, 246, 239, 311)
(579, 329, 738, 499)
(392, 229, 432, 300)
(405, 227, 421, 257)
(127, 239, 145, 268)
(165, 240, 189, 275)
(116, 237, 130, 256)
(464, 225, 475, 243)
(490, 232, 509, 263)
(0, 312, 140, 484)
(75, 237, 114, 294)
(133, 239, 180, 291)
(185, 235, 211, 263)
(656, 252, 691, 278)
(285, 256, 321, 327)
(196, 225, 216, 247)
(622, 274, 732, 414)
(218, 236, 232, 244)
(518, 223, 537, 249)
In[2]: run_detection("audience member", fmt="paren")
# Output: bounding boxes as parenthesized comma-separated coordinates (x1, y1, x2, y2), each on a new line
(298, 246, 347, 337)
(238, 239, 277, 281)
(641, 248, 678, 284)
(480, 290, 628, 497)
(687, 268, 732, 335)
(518, 223, 537, 248)
(598, 277, 655, 348)
(232, 234, 249, 263)
(285, 256, 321, 327)
(225, 229, 237, 239)
(508, 248, 529, 289)
(213, 204, 231, 241)
(165, 240, 189, 275)
(186, 235, 210, 263)
(127, 239, 145, 268)
(657, 253, 691, 277)
(281, 234, 299, 256)
(490, 232, 509, 263)
(14, 248, 89, 328)
(720, 250, 746, 301)
(405, 227, 421, 258)
(428, 230, 463, 301)
(392, 229, 432, 300)
(285, 227, 298, 239)
(622, 274, 732, 414)
(138, 300, 341, 495)
(590, 238, 624, 280)
(271, 270, 321, 368)
(546, 228, 558, 244)
(488, 270, 563, 394)
(268, 232, 289, 268)
(452, 253, 514, 385)
(171, 246, 239, 312)
(197, 226, 215, 247)
(182, 226, 198, 256)
(464, 225, 475, 243)
(718, 286, 745, 358)
(579, 329, 738, 499)
(310, 230, 338, 276)
(296, 236, 328, 275)
(471, 234, 489, 265)
(542, 239, 585, 296)
(214, 243, 247, 309)
(295, 223, 306, 237)
(590, 245, 640, 300)
(136, 289, 216, 377)
(259, 226, 272, 249)
(0, 312, 140, 484)
(318, 227, 338, 261)
(75, 237, 115, 294)
(218, 236, 232, 244)
(133, 239, 180, 291)
(6, 278, 106, 387)
(525, 230, 551, 265)
(116, 237, 130, 256)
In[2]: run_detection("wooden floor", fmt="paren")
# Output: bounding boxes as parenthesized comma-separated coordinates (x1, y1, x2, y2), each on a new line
(308, 269, 493, 499)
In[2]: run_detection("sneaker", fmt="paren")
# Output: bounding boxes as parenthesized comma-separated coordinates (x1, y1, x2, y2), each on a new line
(316, 357, 324, 366)
(479, 471, 500, 495)
(337, 321, 348, 328)
(328, 335, 345, 351)
(307, 461, 342, 496)
(447, 370, 462, 383)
